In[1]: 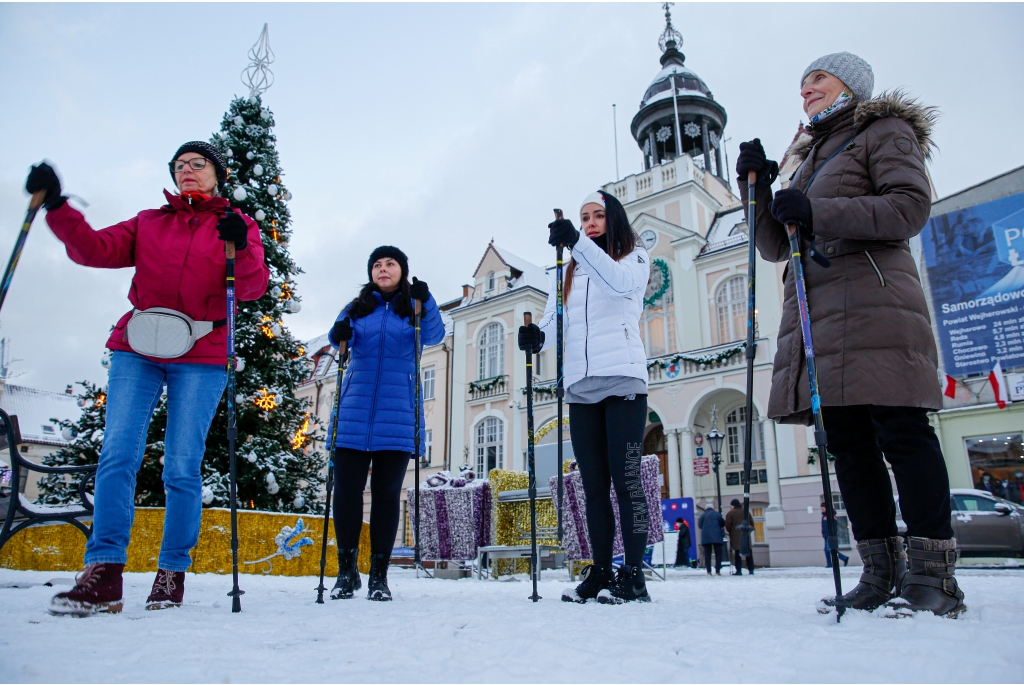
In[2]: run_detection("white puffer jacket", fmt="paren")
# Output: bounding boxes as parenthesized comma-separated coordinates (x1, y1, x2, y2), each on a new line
(538, 233, 650, 388)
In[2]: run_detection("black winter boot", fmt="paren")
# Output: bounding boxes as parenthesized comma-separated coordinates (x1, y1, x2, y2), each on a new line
(561, 564, 613, 603)
(818, 537, 906, 614)
(367, 553, 392, 601)
(885, 537, 966, 618)
(598, 564, 651, 604)
(330, 548, 361, 600)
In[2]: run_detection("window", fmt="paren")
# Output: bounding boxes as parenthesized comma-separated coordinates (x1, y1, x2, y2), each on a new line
(534, 350, 543, 380)
(422, 366, 435, 401)
(478, 323, 504, 380)
(641, 282, 677, 357)
(830, 492, 852, 548)
(716, 275, 747, 344)
(314, 353, 332, 378)
(475, 417, 504, 475)
(41, 425, 55, 434)
(486, 271, 496, 292)
(423, 429, 433, 466)
(725, 406, 765, 464)
(952, 494, 998, 513)
(750, 505, 765, 544)
(965, 433, 1024, 503)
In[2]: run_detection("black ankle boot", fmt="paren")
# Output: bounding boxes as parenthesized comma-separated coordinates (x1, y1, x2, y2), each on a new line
(886, 537, 966, 618)
(598, 564, 651, 604)
(330, 548, 361, 600)
(561, 564, 613, 603)
(367, 553, 392, 601)
(819, 537, 905, 613)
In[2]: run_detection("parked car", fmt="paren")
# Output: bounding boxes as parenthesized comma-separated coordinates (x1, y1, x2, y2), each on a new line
(897, 489, 1024, 556)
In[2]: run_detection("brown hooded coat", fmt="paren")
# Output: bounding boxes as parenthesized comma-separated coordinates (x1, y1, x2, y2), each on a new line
(740, 92, 942, 425)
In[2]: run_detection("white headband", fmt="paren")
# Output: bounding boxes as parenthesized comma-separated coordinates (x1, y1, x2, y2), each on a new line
(579, 191, 606, 215)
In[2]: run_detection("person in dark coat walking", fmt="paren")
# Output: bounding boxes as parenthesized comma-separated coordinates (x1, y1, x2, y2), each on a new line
(821, 503, 850, 567)
(724, 499, 756, 575)
(737, 51, 964, 617)
(673, 518, 692, 568)
(698, 504, 725, 576)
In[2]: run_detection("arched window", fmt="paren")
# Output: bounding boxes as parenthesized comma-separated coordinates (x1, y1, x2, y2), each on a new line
(478, 323, 504, 380)
(486, 271, 496, 292)
(716, 275, 746, 344)
(726, 405, 765, 465)
(641, 282, 677, 357)
(475, 416, 504, 474)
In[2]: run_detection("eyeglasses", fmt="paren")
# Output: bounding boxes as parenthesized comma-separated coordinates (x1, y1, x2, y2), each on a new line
(170, 158, 210, 174)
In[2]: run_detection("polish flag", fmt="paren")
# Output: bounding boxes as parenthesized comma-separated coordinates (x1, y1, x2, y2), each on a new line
(990, 361, 1008, 409)
(944, 374, 957, 399)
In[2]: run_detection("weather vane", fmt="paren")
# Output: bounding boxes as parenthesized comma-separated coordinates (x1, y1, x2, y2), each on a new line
(242, 23, 275, 99)
(658, 2, 683, 53)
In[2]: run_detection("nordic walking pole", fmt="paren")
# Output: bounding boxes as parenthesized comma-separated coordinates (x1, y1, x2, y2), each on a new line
(553, 208, 565, 544)
(524, 312, 541, 602)
(785, 220, 846, 622)
(412, 291, 430, 577)
(739, 171, 757, 566)
(316, 335, 349, 603)
(0, 190, 46, 315)
(224, 209, 244, 613)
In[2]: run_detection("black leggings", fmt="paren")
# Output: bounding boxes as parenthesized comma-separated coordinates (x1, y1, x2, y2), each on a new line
(568, 395, 649, 568)
(822, 405, 953, 540)
(333, 448, 410, 556)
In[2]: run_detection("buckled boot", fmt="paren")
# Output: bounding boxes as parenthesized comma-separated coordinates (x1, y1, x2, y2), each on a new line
(367, 553, 392, 601)
(330, 548, 361, 600)
(818, 537, 906, 614)
(49, 563, 125, 616)
(561, 564, 614, 603)
(146, 569, 185, 610)
(598, 564, 651, 604)
(886, 537, 966, 618)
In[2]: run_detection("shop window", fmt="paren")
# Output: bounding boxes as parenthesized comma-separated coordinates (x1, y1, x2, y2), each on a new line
(965, 433, 1024, 504)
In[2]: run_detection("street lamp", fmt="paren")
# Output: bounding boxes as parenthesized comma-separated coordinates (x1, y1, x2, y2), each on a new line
(705, 408, 725, 514)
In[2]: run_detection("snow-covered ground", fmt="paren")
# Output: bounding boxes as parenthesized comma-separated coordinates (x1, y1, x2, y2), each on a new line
(1, 565, 1022, 683)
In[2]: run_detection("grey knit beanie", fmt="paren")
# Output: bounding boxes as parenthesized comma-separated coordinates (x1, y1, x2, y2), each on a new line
(801, 52, 874, 102)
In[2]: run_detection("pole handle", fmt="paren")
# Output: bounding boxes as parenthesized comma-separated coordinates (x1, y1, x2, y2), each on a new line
(552, 208, 563, 220)
(29, 190, 46, 211)
(413, 298, 422, 316)
(524, 312, 532, 326)
(785, 221, 798, 237)
(225, 242, 236, 259)
(747, 170, 758, 186)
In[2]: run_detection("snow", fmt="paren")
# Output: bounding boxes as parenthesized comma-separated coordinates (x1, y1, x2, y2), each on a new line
(1, 565, 1022, 683)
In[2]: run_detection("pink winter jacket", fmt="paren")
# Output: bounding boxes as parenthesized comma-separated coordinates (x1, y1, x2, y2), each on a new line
(46, 190, 270, 365)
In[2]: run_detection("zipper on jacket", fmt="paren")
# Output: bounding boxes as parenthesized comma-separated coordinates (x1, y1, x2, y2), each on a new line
(365, 300, 390, 450)
(865, 252, 885, 287)
(584, 280, 590, 377)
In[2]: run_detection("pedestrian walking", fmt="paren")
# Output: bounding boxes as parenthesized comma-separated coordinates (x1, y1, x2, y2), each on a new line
(725, 499, 755, 575)
(519, 191, 651, 604)
(31, 143, 269, 615)
(738, 52, 964, 617)
(698, 503, 725, 576)
(326, 246, 444, 601)
(673, 518, 692, 568)
(821, 503, 850, 567)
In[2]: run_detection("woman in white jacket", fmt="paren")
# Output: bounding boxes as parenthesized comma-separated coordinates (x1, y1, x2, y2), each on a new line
(518, 190, 651, 604)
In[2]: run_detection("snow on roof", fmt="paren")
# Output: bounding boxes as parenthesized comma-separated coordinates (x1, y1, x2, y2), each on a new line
(492, 245, 548, 292)
(700, 205, 748, 256)
(0, 384, 82, 445)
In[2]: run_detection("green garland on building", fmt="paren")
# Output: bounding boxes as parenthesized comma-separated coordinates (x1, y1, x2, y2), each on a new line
(644, 258, 671, 309)
(647, 342, 747, 370)
(522, 382, 558, 398)
(469, 376, 507, 394)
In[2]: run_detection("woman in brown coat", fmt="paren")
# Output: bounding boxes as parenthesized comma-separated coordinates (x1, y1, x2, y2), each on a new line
(737, 52, 964, 618)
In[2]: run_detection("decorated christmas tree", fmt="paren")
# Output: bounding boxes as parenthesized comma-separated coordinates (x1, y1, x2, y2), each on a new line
(35, 382, 107, 505)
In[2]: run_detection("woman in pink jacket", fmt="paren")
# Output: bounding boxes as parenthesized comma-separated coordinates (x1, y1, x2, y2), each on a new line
(25, 142, 269, 616)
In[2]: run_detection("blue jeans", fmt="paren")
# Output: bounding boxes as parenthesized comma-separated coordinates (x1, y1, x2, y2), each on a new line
(825, 541, 850, 567)
(84, 351, 226, 571)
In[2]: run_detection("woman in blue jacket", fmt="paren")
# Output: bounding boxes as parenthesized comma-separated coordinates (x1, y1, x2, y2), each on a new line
(327, 246, 444, 601)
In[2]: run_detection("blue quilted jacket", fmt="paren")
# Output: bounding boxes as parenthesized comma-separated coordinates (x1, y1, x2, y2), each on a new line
(329, 291, 444, 455)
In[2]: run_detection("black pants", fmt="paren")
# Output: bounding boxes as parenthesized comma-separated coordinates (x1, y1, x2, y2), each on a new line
(569, 395, 649, 568)
(732, 549, 755, 574)
(822, 405, 953, 541)
(333, 448, 410, 556)
(703, 543, 724, 573)
(674, 538, 691, 567)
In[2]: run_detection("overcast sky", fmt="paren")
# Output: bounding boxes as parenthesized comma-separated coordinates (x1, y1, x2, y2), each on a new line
(1, 2, 1022, 392)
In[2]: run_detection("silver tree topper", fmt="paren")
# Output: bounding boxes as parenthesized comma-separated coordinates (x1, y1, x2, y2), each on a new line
(242, 23, 275, 99)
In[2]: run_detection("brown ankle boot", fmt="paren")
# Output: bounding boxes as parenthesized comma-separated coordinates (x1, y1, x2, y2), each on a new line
(819, 537, 906, 614)
(886, 537, 966, 618)
(50, 563, 125, 616)
(146, 569, 185, 610)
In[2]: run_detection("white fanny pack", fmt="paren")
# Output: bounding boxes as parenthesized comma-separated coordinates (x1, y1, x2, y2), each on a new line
(124, 307, 225, 359)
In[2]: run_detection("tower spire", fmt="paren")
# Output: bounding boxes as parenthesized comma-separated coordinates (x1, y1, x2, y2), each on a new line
(242, 23, 275, 99)
(658, 2, 683, 54)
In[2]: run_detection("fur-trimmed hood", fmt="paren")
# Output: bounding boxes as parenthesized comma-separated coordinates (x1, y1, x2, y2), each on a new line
(787, 90, 939, 163)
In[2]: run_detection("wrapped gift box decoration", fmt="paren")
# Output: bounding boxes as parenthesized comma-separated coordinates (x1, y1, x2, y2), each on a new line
(406, 470, 491, 561)
(549, 454, 665, 561)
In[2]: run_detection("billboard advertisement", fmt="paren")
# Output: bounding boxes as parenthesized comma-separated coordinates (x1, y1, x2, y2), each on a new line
(920, 191, 1024, 374)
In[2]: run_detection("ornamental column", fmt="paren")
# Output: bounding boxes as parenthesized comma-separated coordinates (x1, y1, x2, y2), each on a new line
(679, 426, 696, 499)
(665, 428, 681, 499)
(762, 418, 785, 529)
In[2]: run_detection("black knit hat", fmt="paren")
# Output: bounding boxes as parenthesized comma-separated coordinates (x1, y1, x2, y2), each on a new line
(169, 141, 228, 186)
(731, 499, 741, 507)
(367, 245, 409, 280)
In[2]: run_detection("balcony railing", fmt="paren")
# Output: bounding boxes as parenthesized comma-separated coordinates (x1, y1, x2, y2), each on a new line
(519, 379, 558, 404)
(468, 375, 508, 401)
(647, 340, 758, 383)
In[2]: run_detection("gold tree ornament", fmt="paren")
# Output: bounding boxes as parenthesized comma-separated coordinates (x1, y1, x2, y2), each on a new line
(253, 388, 279, 411)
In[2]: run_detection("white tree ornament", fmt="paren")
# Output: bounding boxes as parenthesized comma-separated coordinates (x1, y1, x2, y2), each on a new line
(233, 186, 248, 202)
(253, 164, 264, 177)
(254, 209, 266, 221)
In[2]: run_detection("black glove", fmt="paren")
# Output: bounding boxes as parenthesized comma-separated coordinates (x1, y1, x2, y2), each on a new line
(410, 276, 429, 303)
(736, 139, 779, 187)
(25, 162, 66, 210)
(217, 209, 248, 250)
(331, 318, 353, 345)
(518, 323, 544, 354)
(770, 188, 813, 240)
(548, 218, 580, 249)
